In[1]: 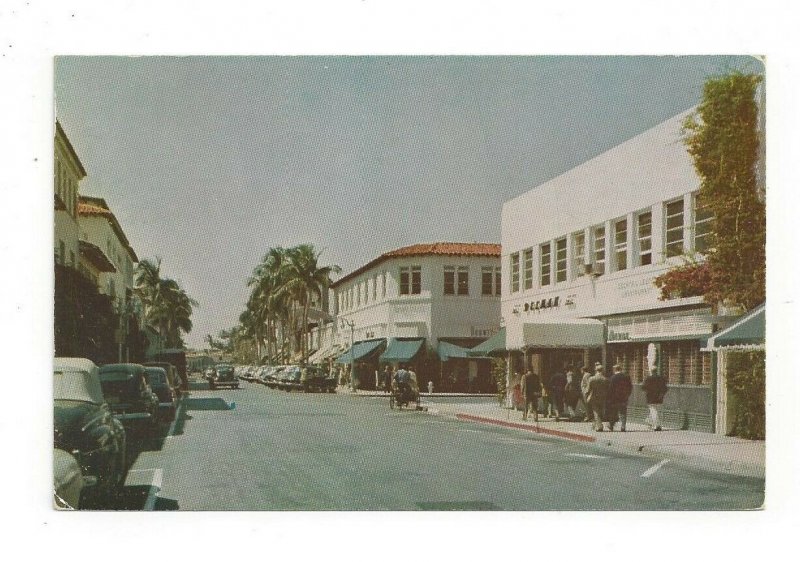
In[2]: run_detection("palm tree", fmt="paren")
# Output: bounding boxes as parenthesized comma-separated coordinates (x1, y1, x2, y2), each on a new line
(135, 258, 197, 351)
(280, 244, 340, 365)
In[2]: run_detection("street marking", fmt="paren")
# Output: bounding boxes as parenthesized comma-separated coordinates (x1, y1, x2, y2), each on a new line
(128, 468, 163, 511)
(566, 453, 609, 459)
(641, 459, 670, 478)
(165, 402, 184, 439)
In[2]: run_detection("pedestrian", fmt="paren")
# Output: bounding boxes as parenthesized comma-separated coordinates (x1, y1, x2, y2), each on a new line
(642, 365, 668, 431)
(541, 376, 553, 418)
(607, 364, 633, 431)
(549, 368, 567, 421)
(564, 365, 581, 420)
(428, 380, 434, 395)
(382, 365, 392, 393)
(580, 365, 593, 421)
(520, 370, 542, 422)
(586, 364, 610, 432)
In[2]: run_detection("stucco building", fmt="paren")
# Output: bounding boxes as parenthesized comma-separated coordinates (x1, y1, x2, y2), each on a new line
(501, 110, 740, 432)
(311, 243, 502, 391)
(54, 121, 86, 270)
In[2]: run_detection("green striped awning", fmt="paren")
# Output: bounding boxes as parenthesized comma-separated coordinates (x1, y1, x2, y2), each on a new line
(467, 328, 506, 357)
(706, 304, 765, 349)
(336, 339, 386, 364)
(379, 338, 425, 363)
(437, 341, 471, 361)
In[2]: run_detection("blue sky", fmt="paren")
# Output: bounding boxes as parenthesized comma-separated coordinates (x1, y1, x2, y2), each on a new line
(54, 56, 762, 347)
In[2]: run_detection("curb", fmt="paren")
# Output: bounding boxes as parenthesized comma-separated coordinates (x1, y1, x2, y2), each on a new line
(454, 413, 596, 443)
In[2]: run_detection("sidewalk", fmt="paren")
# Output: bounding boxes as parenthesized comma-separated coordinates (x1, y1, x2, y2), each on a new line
(422, 399, 765, 479)
(337, 387, 494, 398)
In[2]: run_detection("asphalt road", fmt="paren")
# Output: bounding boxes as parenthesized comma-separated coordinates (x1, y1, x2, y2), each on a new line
(87, 379, 764, 511)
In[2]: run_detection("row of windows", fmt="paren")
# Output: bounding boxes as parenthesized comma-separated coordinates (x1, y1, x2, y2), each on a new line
(338, 264, 502, 311)
(509, 194, 711, 293)
(55, 240, 75, 268)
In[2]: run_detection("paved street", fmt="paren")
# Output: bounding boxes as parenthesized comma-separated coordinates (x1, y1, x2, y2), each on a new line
(89, 379, 763, 511)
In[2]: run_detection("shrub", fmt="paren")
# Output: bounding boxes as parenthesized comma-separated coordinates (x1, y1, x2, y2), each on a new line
(726, 350, 765, 440)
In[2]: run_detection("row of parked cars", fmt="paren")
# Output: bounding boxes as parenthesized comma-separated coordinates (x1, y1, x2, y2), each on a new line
(53, 358, 183, 509)
(237, 364, 338, 393)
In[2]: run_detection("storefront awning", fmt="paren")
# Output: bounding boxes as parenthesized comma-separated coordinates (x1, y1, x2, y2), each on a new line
(437, 341, 471, 361)
(705, 304, 765, 350)
(308, 343, 341, 364)
(336, 339, 386, 364)
(380, 338, 425, 363)
(467, 328, 506, 357)
(522, 318, 603, 348)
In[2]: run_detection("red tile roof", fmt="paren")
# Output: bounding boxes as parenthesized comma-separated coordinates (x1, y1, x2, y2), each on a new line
(77, 197, 139, 263)
(331, 242, 501, 288)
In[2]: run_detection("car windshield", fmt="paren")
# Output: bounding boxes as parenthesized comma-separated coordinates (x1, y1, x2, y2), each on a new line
(99, 369, 134, 382)
(146, 370, 167, 384)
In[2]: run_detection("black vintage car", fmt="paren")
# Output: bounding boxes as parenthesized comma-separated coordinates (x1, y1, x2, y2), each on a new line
(98, 363, 160, 432)
(54, 358, 127, 504)
(143, 361, 181, 399)
(144, 366, 177, 422)
(301, 366, 338, 393)
(206, 363, 239, 389)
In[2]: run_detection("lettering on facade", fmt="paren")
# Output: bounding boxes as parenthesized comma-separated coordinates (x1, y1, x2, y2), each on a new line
(616, 277, 653, 299)
(523, 296, 560, 313)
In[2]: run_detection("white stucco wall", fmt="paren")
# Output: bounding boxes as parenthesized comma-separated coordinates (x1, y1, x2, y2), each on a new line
(79, 215, 135, 307)
(54, 128, 83, 269)
(500, 110, 711, 349)
(332, 253, 501, 349)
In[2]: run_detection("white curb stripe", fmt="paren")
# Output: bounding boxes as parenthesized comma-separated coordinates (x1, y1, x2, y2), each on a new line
(143, 468, 163, 511)
(165, 402, 184, 439)
(566, 453, 609, 459)
(641, 459, 670, 478)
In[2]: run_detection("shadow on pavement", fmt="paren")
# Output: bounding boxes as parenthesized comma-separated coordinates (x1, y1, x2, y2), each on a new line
(80, 485, 179, 511)
(416, 501, 499, 511)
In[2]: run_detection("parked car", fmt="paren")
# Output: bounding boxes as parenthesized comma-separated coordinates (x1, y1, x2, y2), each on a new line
(143, 361, 181, 398)
(301, 366, 338, 393)
(98, 363, 160, 433)
(248, 366, 264, 383)
(281, 365, 303, 391)
(261, 366, 282, 388)
(206, 363, 239, 389)
(53, 358, 127, 503)
(144, 366, 177, 422)
(54, 449, 91, 510)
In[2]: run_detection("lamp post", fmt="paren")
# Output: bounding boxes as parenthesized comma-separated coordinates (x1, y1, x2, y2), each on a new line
(340, 318, 355, 392)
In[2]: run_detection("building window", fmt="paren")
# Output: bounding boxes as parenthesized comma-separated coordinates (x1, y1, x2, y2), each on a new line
(495, 267, 501, 296)
(382, 272, 387, 298)
(593, 226, 605, 276)
(400, 266, 421, 295)
(614, 219, 627, 272)
(58, 240, 65, 265)
(694, 194, 713, 254)
(356, 283, 361, 306)
(457, 266, 469, 295)
(444, 266, 455, 295)
(372, 275, 377, 301)
(665, 199, 685, 258)
(522, 248, 533, 290)
(481, 267, 493, 296)
(572, 231, 586, 278)
(510, 253, 520, 293)
(637, 212, 652, 266)
(555, 238, 567, 282)
(69, 250, 75, 268)
(540, 242, 551, 286)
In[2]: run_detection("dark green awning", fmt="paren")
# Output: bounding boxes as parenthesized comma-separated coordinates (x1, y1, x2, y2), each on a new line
(437, 341, 470, 361)
(379, 338, 425, 363)
(706, 305, 765, 349)
(336, 339, 386, 364)
(467, 328, 506, 357)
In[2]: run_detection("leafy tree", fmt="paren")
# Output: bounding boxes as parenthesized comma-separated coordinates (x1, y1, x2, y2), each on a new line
(680, 71, 765, 311)
(135, 257, 198, 350)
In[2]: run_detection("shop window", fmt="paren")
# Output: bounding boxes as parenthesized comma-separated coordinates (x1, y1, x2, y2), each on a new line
(665, 199, 685, 258)
(555, 238, 567, 282)
(614, 219, 627, 271)
(510, 253, 520, 293)
(457, 266, 469, 295)
(593, 226, 605, 275)
(694, 193, 713, 254)
(572, 231, 586, 278)
(444, 267, 455, 295)
(637, 211, 652, 266)
(522, 248, 533, 290)
(540, 242, 551, 286)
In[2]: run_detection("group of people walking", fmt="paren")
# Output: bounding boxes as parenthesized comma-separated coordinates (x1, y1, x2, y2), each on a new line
(519, 362, 668, 432)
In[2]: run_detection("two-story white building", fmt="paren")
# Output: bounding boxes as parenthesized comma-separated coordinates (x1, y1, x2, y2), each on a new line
(54, 122, 86, 270)
(501, 110, 736, 432)
(77, 196, 138, 309)
(318, 243, 502, 391)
